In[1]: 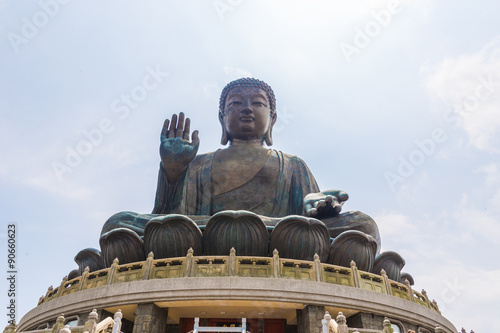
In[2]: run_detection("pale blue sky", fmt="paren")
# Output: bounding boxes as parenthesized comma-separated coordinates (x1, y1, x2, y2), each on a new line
(1, 1, 499, 331)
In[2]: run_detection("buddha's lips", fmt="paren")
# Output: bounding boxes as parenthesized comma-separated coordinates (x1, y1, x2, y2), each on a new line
(240, 116, 255, 122)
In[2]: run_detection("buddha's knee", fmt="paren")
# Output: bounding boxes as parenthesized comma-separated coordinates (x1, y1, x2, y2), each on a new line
(321, 210, 380, 248)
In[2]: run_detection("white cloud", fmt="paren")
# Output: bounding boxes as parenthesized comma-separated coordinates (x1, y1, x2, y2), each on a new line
(374, 212, 418, 237)
(374, 209, 499, 330)
(23, 171, 95, 200)
(261, 0, 432, 21)
(476, 163, 500, 186)
(202, 67, 253, 104)
(490, 188, 500, 210)
(203, 83, 222, 102)
(416, 262, 500, 329)
(423, 36, 500, 153)
(223, 66, 252, 82)
(475, 163, 500, 213)
(453, 207, 500, 243)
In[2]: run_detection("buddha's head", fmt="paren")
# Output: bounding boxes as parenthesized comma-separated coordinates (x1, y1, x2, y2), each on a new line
(219, 78, 277, 146)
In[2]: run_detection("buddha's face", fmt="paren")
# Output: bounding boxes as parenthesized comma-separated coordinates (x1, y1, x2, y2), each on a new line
(221, 86, 274, 143)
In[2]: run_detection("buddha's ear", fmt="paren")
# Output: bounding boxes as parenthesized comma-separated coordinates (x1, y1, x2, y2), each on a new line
(219, 111, 229, 145)
(265, 112, 277, 146)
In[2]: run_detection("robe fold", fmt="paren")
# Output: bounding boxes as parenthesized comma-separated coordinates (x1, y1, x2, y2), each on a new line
(152, 149, 320, 217)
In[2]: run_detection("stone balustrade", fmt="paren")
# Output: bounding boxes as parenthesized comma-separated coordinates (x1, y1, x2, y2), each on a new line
(321, 312, 448, 333)
(38, 248, 440, 313)
(7, 309, 122, 333)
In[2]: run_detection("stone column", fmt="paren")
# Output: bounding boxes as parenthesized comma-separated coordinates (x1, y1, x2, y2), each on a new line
(132, 303, 168, 333)
(297, 305, 324, 333)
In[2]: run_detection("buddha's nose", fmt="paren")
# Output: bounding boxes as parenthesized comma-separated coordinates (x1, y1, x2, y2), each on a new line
(241, 101, 252, 114)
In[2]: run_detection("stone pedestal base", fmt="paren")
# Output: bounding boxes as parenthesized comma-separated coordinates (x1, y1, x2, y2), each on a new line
(132, 303, 168, 333)
(297, 305, 324, 333)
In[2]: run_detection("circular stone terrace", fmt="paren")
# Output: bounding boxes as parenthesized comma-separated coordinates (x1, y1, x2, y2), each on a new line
(18, 249, 456, 333)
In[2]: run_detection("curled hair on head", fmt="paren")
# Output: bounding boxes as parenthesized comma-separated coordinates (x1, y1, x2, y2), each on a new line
(219, 77, 276, 115)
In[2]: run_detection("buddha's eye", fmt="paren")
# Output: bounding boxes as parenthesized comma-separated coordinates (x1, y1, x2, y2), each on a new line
(252, 101, 266, 107)
(229, 101, 242, 107)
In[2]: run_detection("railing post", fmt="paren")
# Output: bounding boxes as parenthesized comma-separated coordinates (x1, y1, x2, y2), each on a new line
(78, 266, 90, 291)
(3, 323, 16, 333)
(272, 249, 280, 278)
(229, 247, 236, 276)
(322, 311, 332, 333)
(59, 325, 71, 333)
(106, 259, 119, 285)
(380, 269, 392, 295)
(51, 315, 65, 333)
(56, 276, 68, 298)
(142, 252, 154, 280)
(350, 261, 361, 288)
(83, 309, 98, 333)
(241, 318, 246, 332)
(44, 285, 53, 299)
(421, 289, 432, 308)
(383, 317, 392, 333)
(321, 318, 327, 333)
(404, 279, 414, 301)
(111, 309, 122, 333)
(336, 312, 348, 333)
(185, 248, 194, 277)
(313, 253, 322, 282)
(432, 299, 441, 314)
(194, 317, 200, 333)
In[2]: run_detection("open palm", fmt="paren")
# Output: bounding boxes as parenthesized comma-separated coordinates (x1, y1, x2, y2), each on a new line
(160, 112, 199, 184)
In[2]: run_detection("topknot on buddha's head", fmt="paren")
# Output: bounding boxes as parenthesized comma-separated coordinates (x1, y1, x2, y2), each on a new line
(219, 78, 276, 115)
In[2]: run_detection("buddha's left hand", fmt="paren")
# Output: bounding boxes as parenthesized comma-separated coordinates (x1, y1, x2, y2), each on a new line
(304, 189, 349, 218)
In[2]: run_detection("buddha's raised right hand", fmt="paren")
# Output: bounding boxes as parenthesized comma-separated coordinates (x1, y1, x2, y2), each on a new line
(160, 112, 200, 184)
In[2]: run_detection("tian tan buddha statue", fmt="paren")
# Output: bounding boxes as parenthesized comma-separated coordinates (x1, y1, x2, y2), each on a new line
(72, 78, 410, 284)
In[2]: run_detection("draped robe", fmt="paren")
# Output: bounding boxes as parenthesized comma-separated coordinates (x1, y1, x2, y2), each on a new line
(152, 149, 319, 217)
(101, 148, 380, 256)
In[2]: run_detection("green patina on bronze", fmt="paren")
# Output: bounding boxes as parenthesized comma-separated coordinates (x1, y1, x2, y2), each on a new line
(70, 78, 413, 292)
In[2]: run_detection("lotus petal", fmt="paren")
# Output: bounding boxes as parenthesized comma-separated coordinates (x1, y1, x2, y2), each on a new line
(203, 210, 268, 256)
(270, 215, 330, 261)
(144, 214, 202, 259)
(74, 248, 104, 275)
(401, 272, 415, 285)
(100, 228, 145, 267)
(328, 230, 378, 271)
(67, 269, 79, 281)
(372, 251, 406, 281)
